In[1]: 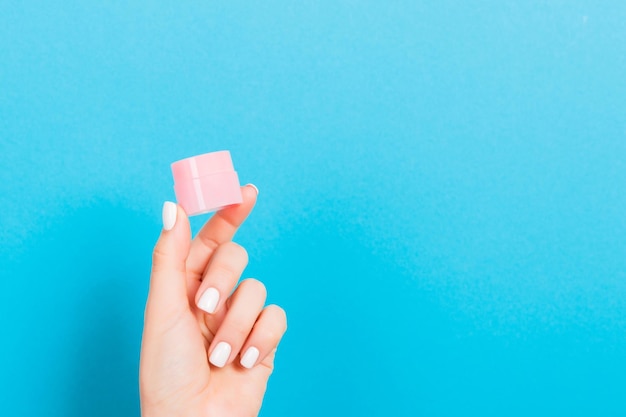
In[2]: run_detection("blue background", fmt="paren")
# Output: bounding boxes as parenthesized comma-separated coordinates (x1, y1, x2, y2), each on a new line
(2, 1, 626, 415)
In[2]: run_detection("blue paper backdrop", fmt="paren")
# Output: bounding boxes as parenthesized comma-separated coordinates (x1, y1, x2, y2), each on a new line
(2, 1, 626, 416)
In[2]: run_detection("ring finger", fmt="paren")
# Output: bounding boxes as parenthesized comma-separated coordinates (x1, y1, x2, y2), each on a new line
(207, 278, 267, 368)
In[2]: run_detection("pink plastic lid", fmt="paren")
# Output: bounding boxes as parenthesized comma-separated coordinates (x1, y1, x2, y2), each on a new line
(171, 151, 243, 215)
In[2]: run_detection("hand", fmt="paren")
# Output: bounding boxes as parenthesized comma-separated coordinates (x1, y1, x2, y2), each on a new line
(140, 185, 287, 417)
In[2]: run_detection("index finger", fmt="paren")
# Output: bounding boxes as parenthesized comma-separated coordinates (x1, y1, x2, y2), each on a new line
(185, 184, 258, 280)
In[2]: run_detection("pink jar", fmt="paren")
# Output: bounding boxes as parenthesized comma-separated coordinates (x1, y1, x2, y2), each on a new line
(171, 151, 243, 215)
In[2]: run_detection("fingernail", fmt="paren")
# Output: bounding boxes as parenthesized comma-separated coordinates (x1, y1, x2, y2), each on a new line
(246, 183, 259, 196)
(162, 202, 177, 231)
(240, 346, 260, 369)
(209, 342, 232, 368)
(197, 288, 219, 314)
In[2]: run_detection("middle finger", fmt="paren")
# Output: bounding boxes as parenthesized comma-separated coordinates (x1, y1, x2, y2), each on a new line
(195, 241, 248, 314)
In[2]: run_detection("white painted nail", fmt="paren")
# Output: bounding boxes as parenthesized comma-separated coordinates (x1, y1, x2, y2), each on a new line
(209, 342, 231, 368)
(162, 202, 177, 231)
(197, 288, 219, 314)
(246, 183, 259, 196)
(240, 347, 260, 369)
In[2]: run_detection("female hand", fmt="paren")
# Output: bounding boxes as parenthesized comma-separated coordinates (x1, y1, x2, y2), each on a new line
(140, 185, 287, 417)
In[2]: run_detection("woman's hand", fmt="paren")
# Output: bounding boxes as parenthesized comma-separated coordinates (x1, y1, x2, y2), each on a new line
(140, 185, 287, 417)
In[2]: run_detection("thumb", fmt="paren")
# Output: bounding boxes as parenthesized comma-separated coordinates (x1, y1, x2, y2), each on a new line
(146, 201, 191, 323)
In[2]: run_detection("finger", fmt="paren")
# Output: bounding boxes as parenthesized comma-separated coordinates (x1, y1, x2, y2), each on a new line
(146, 202, 191, 326)
(185, 185, 258, 281)
(195, 241, 248, 315)
(207, 279, 267, 368)
(239, 305, 287, 370)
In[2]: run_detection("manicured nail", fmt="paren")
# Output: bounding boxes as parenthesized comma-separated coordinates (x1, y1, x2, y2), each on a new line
(162, 202, 177, 231)
(197, 288, 219, 314)
(246, 183, 259, 196)
(209, 342, 232, 367)
(240, 347, 260, 369)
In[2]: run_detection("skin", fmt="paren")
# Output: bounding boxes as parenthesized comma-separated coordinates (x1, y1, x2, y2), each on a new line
(140, 185, 287, 417)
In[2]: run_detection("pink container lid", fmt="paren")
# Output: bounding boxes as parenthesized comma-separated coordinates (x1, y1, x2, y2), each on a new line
(171, 151, 243, 216)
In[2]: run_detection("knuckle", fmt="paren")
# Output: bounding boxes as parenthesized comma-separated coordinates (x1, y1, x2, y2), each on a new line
(223, 241, 248, 261)
(210, 264, 239, 282)
(209, 242, 248, 276)
(236, 245, 249, 264)
(198, 234, 219, 254)
(151, 245, 184, 274)
(267, 304, 287, 320)
(265, 305, 288, 333)
(241, 278, 267, 298)
(260, 328, 281, 342)
(151, 242, 167, 263)
(227, 319, 252, 339)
